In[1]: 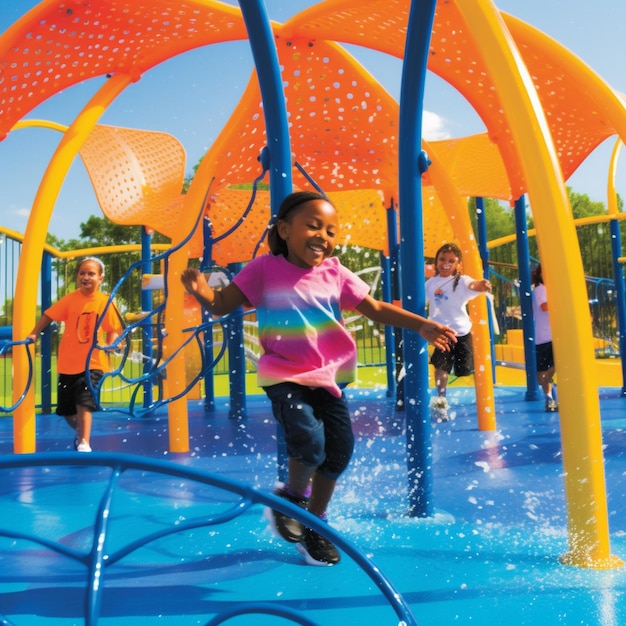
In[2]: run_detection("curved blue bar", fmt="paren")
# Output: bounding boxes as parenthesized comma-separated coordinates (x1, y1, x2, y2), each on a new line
(0, 452, 419, 626)
(398, 0, 438, 517)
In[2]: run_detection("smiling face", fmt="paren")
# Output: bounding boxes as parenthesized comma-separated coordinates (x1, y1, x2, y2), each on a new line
(76, 259, 104, 295)
(435, 250, 461, 278)
(276, 198, 338, 268)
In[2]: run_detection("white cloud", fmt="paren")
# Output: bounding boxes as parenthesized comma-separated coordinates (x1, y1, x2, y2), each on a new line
(422, 110, 451, 141)
(13, 207, 30, 219)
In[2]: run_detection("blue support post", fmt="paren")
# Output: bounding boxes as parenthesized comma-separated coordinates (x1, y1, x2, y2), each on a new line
(225, 263, 247, 420)
(140, 227, 154, 410)
(513, 196, 539, 400)
(475, 197, 497, 381)
(239, 0, 292, 209)
(40, 251, 53, 413)
(200, 216, 216, 411)
(609, 219, 626, 395)
(380, 251, 396, 398)
(239, 0, 293, 479)
(398, 0, 437, 517)
(382, 201, 399, 398)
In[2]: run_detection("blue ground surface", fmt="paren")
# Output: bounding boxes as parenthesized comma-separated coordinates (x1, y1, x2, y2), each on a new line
(1, 386, 625, 625)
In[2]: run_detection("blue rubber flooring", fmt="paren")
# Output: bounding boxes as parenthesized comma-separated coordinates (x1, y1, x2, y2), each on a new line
(1, 386, 626, 625)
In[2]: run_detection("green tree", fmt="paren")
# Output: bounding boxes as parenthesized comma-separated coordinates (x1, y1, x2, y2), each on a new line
(468, 197, 516, 241)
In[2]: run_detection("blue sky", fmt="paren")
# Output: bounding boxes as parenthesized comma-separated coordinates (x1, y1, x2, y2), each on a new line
(1, 0, 625, 240)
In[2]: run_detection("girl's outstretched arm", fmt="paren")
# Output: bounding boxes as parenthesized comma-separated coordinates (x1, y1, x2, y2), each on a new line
(355, 294, 456, 351)
(181, 268, 248, 316)
(468, 278, 491, 292)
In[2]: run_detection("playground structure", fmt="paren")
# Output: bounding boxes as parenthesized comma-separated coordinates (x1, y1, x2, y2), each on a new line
(1, 0, 626, 585)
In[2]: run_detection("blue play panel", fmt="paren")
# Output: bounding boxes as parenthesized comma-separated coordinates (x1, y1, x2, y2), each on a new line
(1, 386, 625, 625)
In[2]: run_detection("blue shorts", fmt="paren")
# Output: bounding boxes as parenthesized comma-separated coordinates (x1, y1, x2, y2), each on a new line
(263, 382, 354, 480)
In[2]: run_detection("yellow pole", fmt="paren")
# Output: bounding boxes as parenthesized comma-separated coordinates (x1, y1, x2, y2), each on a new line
(456, 0, 621, 568)
(12, 74, 132, 453)
(161, 174, 215, 452)
(607, 138, 622, 217)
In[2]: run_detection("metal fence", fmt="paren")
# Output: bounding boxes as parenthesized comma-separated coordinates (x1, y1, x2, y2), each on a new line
(488, 224, 622, 357)
(1, 220, 622, 412)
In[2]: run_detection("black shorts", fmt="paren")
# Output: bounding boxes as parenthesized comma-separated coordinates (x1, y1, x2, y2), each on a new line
(56, 370, 103, 417)
(430, 332, 474, 377)
(535, 342, 555, 372)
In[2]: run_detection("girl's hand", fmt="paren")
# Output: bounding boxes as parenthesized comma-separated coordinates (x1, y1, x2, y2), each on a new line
(420, 322, 457, 351)
(181, 267, 204, 294)
(472, 278, 491, 292)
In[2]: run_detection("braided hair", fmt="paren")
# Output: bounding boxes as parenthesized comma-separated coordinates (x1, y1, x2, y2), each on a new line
(267, 190, 332, 257)
(433, 243, 462, 291)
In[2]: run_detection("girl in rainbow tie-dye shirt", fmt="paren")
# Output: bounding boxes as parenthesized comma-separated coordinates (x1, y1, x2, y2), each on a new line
(182, 191, 455, 566)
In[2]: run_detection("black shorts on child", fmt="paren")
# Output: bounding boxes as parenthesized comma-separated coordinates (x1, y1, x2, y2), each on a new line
(430, 332, 473, 377)
(56, 370, 103, 416)
(535, 341, 555, 372)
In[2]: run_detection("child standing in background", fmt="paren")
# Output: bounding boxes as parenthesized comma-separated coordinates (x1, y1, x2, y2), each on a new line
(531, 263, 558, 412)
(425, 243, 491, 422)
(27, 257, 124, 452)
(182, 190, 456, 566)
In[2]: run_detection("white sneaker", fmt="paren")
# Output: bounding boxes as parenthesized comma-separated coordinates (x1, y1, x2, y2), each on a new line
(430, 397, 449, 422)
(545, 397, 558, 412)
(76, 442, 92, 452)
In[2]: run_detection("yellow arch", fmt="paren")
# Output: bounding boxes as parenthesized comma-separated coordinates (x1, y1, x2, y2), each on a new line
(12, 74, 132, 453)
(456, 0, 621, 569)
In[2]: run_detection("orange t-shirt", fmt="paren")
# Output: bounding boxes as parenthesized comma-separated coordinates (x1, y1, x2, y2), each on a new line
(44, 290, 124, 374)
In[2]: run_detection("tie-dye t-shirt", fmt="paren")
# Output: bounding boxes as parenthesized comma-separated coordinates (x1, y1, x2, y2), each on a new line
(233, 254, 370, 397)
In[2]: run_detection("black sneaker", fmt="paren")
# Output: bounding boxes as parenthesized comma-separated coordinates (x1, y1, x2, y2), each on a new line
(297, 528, 341, 566)
(265, 488, 308, 543)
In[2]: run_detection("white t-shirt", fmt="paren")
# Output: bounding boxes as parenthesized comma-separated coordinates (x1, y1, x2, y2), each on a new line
(425, 274, 482, 336)
(532, 283, 552, 345)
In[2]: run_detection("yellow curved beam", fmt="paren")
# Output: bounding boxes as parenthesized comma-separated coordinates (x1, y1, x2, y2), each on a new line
(12, 119, 69, 134)
(607, 138, 623, 216)
(489, 211, 626, 250)
(12, 73, 132, 453)
(456, 0, 621, 569)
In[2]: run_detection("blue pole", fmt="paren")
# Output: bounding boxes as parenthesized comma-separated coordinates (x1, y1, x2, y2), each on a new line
(200, 216, 216, 411)
(609, 219, 626, 395)
(239, 0, 293, 477)
(225, 263, 247, 419)
(239, 0, 292, 210)
(383, 202, 399, 398)
(475, 197, 496, 381)
(386, 202, 405, 408)
(40, 251, 52, 413)
(140, 227, 154, 410)
(513, 196, 539, 400)
(398, 0, 437, 517)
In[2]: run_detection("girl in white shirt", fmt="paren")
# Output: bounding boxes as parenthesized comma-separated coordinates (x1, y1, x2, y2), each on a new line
(425, 243, 491, 420)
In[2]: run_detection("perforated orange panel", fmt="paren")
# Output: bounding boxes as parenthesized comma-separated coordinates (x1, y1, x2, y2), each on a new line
(286, 0, 622, 199)
(0, 0, 248, 140)
(1, 0, 624, 261)
(204, 188, 389, 266)
(79, 125, 187, 239)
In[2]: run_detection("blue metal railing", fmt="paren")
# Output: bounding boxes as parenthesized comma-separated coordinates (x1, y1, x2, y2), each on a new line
(0, 453, 418, 626)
